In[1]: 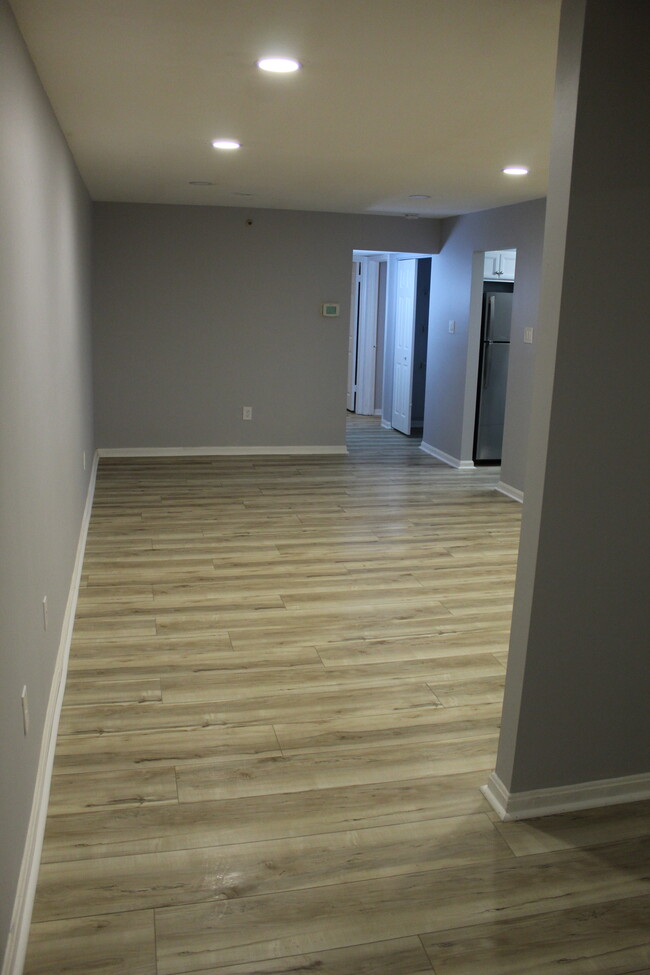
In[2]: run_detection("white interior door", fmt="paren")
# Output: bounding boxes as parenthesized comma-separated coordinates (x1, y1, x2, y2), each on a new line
(356, 260, 379, 415)
(391, 259, 417, 434)
(346, 262, 361, 411)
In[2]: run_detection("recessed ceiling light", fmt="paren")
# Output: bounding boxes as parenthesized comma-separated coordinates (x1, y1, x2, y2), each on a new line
(257, 57, 301, 73)
(503, 166, 529, 176)
(408, 194, 431, 200)
(212, 139, 241, 150)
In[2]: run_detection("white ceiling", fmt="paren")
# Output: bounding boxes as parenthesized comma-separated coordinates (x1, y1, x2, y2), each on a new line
(9, 0, 562, 217)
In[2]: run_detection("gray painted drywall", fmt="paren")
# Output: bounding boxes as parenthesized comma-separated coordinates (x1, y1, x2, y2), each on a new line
(423, 198, 546, 488)
(0, 0, 94, 960)
(496, 0, 649, 793)
(92, 204, 439, 448)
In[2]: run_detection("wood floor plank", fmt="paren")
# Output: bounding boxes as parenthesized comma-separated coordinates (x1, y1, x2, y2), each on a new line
(47, 766, 178, 815)
(273, 702, 502, 754)
(40, 771, 494, 863)
(420, 894, 650, 975)
(57, 688, 440, 737)
(316, 630, 511, 666)
(153, 839, 650, 973)
(65, 645, 321, 680)
(71, 615, 156, 636)
(428, 675, 507, 707)
(182, 936, 435, 975)
(52, 723, 281, 773)
(23, 910, 156, 975)
(69, 630, 233, 654)
(32, 814, 512, 922)
(161, 653, 505, 704)
(61, 678, 162, 706)
(175, 736, 500, 803)
(494, 799, 650, 856)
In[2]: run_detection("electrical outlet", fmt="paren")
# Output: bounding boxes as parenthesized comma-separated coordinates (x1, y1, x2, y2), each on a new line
(448, 320, 456, 333)
(21, 686, 29, 735)
(524, 327, 534, 344)
(242, 406, 253, 421)
(42, 595, 48, 631)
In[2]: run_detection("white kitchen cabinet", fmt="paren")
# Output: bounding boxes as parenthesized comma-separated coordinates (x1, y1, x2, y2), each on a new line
(484, 249, 517, 282)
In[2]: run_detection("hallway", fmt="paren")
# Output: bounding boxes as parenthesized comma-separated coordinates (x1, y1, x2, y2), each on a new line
(25, 416, 650, 974)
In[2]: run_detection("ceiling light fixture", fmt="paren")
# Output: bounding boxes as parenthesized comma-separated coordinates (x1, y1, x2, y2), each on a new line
(503, 166, 529, 176)
(408, 194, 431, 200)
(189, 180, 214, 186)
(212, 139, 241, 150)
(257, 57, 301, 73)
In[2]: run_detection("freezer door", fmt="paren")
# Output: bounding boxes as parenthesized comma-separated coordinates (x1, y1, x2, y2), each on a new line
(484, 292, 513, 342)
(475, 341, 510, 462)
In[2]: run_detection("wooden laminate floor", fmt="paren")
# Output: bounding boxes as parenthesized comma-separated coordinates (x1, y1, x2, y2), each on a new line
(25, 416, 650, 974)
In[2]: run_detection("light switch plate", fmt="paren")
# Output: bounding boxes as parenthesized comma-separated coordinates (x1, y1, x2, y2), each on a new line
(524, 327, 534, 344)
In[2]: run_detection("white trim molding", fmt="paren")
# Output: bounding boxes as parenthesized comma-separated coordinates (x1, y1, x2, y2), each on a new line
(496, 481, 524, 503)
(481, 770, 650, 822)
(97, 445, 348, 457)
(420, 441, 474, 469)
(2, 453, 99, 975)
(380, 419, 391, 430)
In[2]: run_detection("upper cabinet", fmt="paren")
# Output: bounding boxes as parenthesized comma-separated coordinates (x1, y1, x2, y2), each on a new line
(484, 249, 517, 282)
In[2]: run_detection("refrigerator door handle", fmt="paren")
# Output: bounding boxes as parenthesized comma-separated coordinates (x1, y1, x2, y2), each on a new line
(485, 295, 495, 341)
(482, 342, 493, 389)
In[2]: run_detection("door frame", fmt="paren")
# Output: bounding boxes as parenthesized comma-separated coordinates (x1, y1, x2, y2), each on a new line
(357, 259, 380, 415)
(391, 258, 418, 435)
(346, 261, 361, 411)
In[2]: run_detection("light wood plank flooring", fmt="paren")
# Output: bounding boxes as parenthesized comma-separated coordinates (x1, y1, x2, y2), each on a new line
(25, 416, 650, 974)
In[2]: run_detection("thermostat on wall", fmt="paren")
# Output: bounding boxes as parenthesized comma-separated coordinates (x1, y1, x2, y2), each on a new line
(321, 303, 340, 318)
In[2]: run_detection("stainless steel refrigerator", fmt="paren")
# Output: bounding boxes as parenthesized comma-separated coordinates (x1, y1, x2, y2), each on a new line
(473, 291, 512, 463)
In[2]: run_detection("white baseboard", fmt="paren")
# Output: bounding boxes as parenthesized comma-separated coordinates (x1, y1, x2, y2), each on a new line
(481, 770, 650, 822)
(419, 441, 474, 469)
(380, 419, 391, 430)
(97, 445, 347, 457)
(2, 454, 98, 975)
(496, 481, 524, 503)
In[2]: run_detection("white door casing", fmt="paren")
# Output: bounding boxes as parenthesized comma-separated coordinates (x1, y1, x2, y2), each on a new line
(347, 262, 361, 411)
(355, 259, 379, 415)
(391, 259, 417, 434)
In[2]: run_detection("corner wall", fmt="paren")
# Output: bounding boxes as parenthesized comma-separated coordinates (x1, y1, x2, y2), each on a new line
(0, 0, 94, 962)
(423, 198, 546, 491)
(92, 203, 440, 450)
(492, 0, 649, 811)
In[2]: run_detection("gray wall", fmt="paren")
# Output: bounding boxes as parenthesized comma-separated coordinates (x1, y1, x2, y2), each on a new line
(423, 198, 546, 490)
(0, 0, 94, 959)
(92, 203, 439, 448)
(497, 0, 649, 793)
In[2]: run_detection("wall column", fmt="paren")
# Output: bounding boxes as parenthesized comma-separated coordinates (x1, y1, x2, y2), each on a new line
(486, 0, 650, 818)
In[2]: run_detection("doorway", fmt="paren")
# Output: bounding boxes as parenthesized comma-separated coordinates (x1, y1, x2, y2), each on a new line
(347, 252, 432, 438)
(472, 249, 517, 464)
